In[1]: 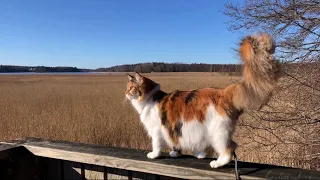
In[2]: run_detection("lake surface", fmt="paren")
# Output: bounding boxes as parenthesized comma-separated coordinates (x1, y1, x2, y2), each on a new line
(0, 72, 126, 75)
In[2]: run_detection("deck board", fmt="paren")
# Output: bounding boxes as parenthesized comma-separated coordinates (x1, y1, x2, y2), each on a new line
(1, 138, 320, 179)
(0, 144, 17, 152)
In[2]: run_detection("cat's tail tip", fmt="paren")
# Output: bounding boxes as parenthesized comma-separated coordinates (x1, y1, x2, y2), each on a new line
(239, 33, 275, 63)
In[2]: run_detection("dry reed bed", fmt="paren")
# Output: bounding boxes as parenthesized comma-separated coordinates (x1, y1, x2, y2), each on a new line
(0, 73, 237, 147)
(0, 72, 317, 170)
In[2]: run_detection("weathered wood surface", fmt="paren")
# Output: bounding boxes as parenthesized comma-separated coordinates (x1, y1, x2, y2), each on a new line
(0, 144, 17, 152)
(1, 138, 320, 179)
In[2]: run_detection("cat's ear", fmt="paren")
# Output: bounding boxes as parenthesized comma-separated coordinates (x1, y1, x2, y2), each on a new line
(135, 72, 143, 84)
(127, 74, 134, 81)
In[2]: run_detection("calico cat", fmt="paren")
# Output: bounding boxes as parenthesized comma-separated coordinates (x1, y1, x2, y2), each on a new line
(125, 33, 279, 168)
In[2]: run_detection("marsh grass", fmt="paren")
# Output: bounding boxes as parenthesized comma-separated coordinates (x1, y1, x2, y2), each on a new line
(0, 73, 238, 146)
(0, 72, 317, 169)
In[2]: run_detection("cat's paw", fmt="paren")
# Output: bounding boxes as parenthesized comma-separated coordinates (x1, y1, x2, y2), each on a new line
(169, 151, 180, 157)
(147, 151, 160, 159)
(194, 151, 206, 159)
(210, 160, 220, 168)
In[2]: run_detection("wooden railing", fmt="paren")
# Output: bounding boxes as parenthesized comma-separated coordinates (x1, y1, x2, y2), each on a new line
(0, 138, 319, 179)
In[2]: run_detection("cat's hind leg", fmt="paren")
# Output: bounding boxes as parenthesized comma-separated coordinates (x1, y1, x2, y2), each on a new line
(210, 140, 237, 168)
(169, 147, 181, 157)
(194, 151, 207, 159)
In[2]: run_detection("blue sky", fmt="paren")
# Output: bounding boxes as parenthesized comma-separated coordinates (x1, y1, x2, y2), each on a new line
(0, 0, 245, 69)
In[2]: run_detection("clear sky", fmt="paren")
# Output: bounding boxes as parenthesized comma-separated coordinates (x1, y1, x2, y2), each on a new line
(0, 0, 245, 69)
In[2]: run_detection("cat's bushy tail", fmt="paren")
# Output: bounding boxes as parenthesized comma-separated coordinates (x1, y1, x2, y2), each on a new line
(233, 33, 280, 110)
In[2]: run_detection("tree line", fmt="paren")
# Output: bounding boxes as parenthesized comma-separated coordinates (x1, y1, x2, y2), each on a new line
(0, 63, 242, 73)
(0, 65, 86, 73)
(95, 62, 242, 73)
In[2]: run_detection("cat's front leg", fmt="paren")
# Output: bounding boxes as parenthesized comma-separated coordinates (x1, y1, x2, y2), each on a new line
(147, 131, 162, 159)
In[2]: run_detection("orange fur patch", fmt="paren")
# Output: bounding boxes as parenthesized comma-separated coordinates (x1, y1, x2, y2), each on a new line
(239, 37, 253, 63)
(158, 87, 242, 145)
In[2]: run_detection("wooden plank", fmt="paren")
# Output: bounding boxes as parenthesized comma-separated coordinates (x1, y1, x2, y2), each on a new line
(106, 167, 130, 180)
(84, 164, 104, 180)
(2, 138, 320, 180)
(0, 138, 237, 179)
(128, 170, 132, 180)
(131, 171, 165, 180)
(104, 167, 108, 180)
(0, 144, 18, 152)
(80, 163, 85, 179)
(11, 145, 236, 179)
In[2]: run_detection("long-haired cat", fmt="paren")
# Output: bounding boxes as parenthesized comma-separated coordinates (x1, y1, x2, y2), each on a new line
(125, 33, 279, 168)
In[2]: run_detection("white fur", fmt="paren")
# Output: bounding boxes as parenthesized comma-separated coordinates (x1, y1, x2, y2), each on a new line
(194, 151, 207, 159)
(169, 150, 180, 157)
(128, 87, 235, 168)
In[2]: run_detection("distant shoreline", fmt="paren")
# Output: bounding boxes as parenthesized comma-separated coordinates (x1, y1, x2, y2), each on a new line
(0, 72, 127, 75)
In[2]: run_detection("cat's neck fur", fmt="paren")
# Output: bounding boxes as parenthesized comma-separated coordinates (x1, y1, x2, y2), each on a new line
(131, 84, 160, 114)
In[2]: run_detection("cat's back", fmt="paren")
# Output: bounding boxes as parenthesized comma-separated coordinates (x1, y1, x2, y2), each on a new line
(158, 88, 223, 123)
(156, 88, 229, 151)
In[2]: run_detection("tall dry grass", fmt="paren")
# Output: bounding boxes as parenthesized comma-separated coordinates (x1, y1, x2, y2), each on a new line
(0, 73, 238, 148)
(0, 72, 318, 170)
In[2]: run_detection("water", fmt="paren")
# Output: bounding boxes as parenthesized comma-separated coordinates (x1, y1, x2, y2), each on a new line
(0, 72, 126, 75)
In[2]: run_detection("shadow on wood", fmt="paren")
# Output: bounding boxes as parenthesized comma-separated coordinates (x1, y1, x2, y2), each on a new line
(0, 144, 83, 180)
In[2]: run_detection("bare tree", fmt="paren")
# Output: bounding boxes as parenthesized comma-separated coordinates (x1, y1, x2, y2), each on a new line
(224, 0, 320, 170)
(225, 0, 320, 62)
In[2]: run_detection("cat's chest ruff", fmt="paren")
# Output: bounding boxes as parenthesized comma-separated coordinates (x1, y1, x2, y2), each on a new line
(139, 104, 161, 130)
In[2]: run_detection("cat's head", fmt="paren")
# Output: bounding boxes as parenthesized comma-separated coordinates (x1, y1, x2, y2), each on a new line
(125, 72, 158, 101)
